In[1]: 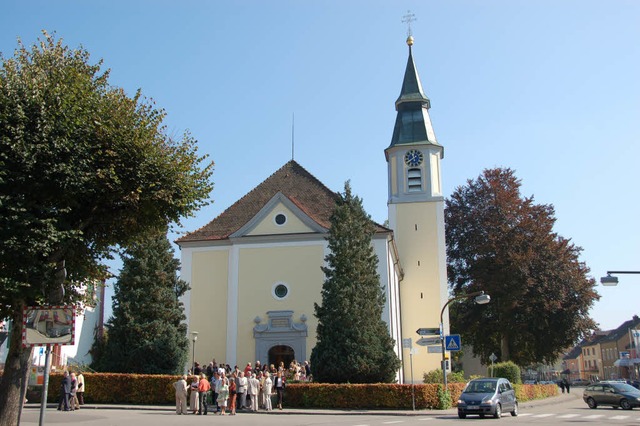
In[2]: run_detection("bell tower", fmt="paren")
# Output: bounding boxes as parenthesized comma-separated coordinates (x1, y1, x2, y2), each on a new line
(385, 35, 449, 383)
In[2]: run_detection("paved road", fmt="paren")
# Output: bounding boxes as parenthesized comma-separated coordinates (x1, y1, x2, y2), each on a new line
(22, 391, 639, 425)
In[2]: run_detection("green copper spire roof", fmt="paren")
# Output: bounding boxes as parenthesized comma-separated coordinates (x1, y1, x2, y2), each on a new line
(388, 37, 440, 150)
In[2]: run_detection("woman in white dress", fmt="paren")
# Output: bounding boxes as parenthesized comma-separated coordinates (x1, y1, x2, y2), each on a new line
(216, 372, 229, 415)
(263, 372, 273, 411)
(189, 375, 199, 414)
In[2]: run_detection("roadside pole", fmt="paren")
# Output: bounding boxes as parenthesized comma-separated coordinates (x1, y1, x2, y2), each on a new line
(39, 345, 52, 426)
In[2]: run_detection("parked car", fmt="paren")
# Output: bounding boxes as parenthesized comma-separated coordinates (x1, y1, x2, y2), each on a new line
(583, 382, 640, 410)
(627, 380, 640, 390)
(572, 379, 590, 386)
(457, 377, 518, 419)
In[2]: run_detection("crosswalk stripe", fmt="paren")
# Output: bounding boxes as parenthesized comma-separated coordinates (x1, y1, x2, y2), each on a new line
(383, 422, 404, 425)
(517, 413, 533, 416)
(584, 414, 605, 419)
(558, 414, 580, 418)
(532, 413, 554, 417)
(417, 419, 433, 421)
(611, 415, 629, 420)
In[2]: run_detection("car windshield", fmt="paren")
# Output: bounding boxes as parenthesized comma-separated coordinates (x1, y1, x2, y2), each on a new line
(465, 381, 497, 393)
(611, 383, 639, 393)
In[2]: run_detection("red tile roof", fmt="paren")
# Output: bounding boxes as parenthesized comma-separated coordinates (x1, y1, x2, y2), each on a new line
(177, 160, 388, 243)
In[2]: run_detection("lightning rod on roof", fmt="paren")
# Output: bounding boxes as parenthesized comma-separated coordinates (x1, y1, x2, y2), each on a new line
(291, 112, 295, 161)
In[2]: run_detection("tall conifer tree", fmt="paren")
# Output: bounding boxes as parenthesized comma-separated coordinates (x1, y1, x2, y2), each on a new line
(93, 227, 189, 374)
(310, 182, 400, 383)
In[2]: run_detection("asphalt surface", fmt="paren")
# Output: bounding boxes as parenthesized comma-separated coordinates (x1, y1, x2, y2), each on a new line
(24, 390, 579, 416)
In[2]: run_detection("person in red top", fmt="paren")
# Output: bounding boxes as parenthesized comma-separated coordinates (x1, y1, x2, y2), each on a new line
(243, 362, 252, 376)
(197, 373, 211, 415)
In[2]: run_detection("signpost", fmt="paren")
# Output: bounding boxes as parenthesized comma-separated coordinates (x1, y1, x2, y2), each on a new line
(416, 327, 440, 336)
(402, 338, 415, 410)
(416, 337, 441, 346)
(489, 353, 497, 377)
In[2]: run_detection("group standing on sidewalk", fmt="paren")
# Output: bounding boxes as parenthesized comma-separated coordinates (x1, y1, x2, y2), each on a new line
(172, 359, 297, 415)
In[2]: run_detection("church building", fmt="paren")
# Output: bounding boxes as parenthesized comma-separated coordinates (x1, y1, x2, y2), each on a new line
(176, 35, 449, 383)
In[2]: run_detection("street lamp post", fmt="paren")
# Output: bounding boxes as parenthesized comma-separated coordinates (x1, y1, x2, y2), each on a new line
(191, 331, 198, 374)
(440, 291, 491, 390)
(600, 271, 640, 286)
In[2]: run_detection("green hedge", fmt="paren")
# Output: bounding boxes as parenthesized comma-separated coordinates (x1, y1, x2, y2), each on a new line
(28, 373, 558, 408)
(43, 372, 180, 405)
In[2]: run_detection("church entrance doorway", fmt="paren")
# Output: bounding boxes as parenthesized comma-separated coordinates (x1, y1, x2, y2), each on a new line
(253, 310, 308, 367)
(268, 345, 294, 369)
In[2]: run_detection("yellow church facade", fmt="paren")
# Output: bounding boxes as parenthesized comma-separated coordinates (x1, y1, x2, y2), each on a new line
(177, 37, 448, 383)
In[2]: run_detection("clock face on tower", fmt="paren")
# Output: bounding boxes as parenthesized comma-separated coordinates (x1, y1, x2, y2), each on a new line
(404, 149, 423, 167)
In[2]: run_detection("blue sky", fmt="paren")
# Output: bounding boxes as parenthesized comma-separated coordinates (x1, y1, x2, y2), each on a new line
(2, 1, 638, 333)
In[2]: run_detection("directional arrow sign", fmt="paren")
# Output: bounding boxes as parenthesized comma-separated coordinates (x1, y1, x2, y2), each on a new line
(416, 327, 440, 336)
(416, 337, 441, 346)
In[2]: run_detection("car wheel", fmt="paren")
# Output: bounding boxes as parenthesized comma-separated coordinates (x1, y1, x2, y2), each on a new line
(620, 399, 632, 410)
(493, 403, 502, 419)
(510, 401, 518, 417)
(458, 413, 466, 419)
(587, 397, 597, 409)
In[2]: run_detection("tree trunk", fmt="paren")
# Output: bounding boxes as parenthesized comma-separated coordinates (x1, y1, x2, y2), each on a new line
(0, 308, 33, 426)
(500, 332, 510, 362)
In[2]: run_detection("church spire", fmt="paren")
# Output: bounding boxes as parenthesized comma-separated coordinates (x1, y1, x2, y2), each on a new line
(388, 36, 440, 151)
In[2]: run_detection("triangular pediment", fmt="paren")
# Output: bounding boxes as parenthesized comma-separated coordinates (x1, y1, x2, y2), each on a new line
(230, 192, 328, 237)
(176, 161, 340, 243)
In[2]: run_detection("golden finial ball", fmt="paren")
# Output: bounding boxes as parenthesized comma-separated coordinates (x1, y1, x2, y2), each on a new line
(406, 36, 414, 46)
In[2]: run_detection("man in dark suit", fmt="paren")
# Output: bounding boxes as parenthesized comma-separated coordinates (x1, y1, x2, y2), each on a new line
(57, 371, 72, 411)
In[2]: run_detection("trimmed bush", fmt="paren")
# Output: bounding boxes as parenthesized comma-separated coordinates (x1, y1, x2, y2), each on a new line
(490, 361, 521, 384)
(45, 372, 179, 405)
(25, 372, 557, 408)
(423, 369, 466, 384)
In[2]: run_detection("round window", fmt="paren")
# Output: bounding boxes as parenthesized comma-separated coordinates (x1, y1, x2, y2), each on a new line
(275, 213, 287, 225)
(272, 283, 289, 300)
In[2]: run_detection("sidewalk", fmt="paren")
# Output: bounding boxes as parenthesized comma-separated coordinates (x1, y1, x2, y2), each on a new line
(26, 391, 581, 416)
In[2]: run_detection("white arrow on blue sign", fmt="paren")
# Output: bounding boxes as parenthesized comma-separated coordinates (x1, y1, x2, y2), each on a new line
(445, 334, 462, 351)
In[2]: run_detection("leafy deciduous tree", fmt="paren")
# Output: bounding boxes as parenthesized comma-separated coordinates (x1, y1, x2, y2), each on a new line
(310, 182, 400, 383)
(445, 168, 598, 366)
(0, 32, 213, 424)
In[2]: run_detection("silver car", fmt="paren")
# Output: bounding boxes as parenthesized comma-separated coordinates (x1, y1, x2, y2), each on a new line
(457, 377, 518, 419)
(583, 382, 640, 410)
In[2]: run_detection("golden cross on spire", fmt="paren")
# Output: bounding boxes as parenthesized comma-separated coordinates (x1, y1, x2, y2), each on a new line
(402, 10, 416, 38)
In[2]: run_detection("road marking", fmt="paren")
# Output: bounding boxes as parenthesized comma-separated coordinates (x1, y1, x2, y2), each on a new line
(517, 413, 533, 417)
(558, 413, 580, 418)
(532, 413, 554, 417)
(417, 419, 433, 421)
(382, 422, 404, 425)
(584, 414, 605, 419)
(611, 415, 630, 420)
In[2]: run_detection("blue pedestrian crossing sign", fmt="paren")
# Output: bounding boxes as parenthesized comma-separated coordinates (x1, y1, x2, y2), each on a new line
(445, 334, 462, 352)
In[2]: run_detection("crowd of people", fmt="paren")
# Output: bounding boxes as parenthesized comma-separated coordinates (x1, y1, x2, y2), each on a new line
(54, 358, 311, 415)
(173, 359, 310, 415)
